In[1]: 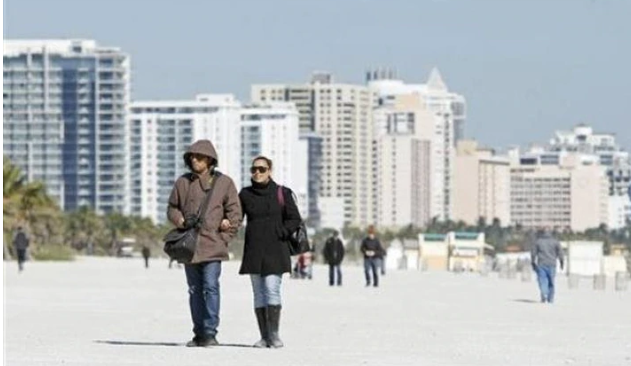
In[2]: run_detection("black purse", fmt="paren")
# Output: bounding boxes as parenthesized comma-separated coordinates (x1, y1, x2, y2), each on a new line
(277, 186, 310, 256)
(163, 176, 218, 263)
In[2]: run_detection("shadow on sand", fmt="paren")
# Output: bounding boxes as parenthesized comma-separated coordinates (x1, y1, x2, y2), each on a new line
(512, 299, 541, 304)
(94, 340, 253, 348)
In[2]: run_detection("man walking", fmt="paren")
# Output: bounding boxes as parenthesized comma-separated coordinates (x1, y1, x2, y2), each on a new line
(323, 231, 345, 286)
(360, 227, 385, 287)
(142, 246, 151, 269)
(531, 228, 564, 303)
(12, 227, 29, 272)
(167, 139, 242, 347)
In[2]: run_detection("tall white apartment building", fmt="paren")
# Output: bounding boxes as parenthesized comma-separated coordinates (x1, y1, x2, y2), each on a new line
(512, 124, 630, 229)
(367, 67, 466, 143)
(129, 94, 241, 223)
(368, 68, 465, 221)
(510, 155, 609, 232)
(373, 94, 441, 229)
(240, 102, 308, 218)
(453, 140, 511, 226)
(3, 40, 130, 213)
(252, 73, 377, 227)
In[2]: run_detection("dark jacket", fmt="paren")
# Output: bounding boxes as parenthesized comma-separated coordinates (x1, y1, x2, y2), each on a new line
(239, 179, 302, 275)
(323, 237, 345, 266)
(531, 233, 564, 268)
(360, 237, 384, 259)
(141, 247, 151, 258)
(167, 140, 243, 263)
(13, 230, 29, 250)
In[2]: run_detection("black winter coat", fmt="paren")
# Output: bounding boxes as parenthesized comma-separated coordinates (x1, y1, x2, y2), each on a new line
(323, 238, 345, 265)
(360, 237, 384, 259)
(239, 180, 302, 275)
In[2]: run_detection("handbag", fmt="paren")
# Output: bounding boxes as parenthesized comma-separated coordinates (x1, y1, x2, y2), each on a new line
(277, 186, 310, 256)
(163, 174, 219, 263)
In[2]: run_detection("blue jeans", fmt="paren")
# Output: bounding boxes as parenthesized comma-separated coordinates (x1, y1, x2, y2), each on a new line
(184, 261, 222, 338)
(364, 258, 379, 287)
(250, 274, 282, 308)
(536, 265, 556, 303)
(328, 264, 342, 286)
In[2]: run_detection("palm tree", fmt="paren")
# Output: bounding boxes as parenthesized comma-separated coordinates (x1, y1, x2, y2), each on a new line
(102, 212, 134, 255)
(65, 206, 103, 252)
(3, 157, 26, 223)
(3, 157, 60, 256)
(18, 181, 55, 224)
(3, 158, 54, 224)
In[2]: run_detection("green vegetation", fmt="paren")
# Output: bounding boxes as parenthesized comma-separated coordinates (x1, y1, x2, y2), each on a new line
(3, 157, 170, 261)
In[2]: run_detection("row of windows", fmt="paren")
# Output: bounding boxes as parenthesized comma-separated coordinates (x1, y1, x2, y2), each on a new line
(131, 107, 220, 114)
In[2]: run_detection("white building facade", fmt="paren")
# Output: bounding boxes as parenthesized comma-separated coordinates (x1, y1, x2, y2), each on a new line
(129, 94, 241, 223)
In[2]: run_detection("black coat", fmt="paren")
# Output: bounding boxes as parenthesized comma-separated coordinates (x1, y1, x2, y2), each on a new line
(323, 238, 345, 265)
(13, 231, 29, 250)
(239, 180, 302, 275)
(360, 237, 384, 259)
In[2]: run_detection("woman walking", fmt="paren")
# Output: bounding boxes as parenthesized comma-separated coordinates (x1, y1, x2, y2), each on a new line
(237, 156, 302, 348)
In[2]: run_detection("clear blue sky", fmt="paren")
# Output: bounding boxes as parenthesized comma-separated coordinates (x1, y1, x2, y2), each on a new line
(5, 0, 630, 151)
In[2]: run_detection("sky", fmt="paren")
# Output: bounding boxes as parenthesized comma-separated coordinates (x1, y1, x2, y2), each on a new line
(4, 0, 630, 151)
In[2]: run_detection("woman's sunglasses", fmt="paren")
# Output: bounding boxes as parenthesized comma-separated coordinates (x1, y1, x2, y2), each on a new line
(250, 166, 269, 174)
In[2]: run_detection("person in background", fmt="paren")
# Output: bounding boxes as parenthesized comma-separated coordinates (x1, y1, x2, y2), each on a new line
(360, 227, 385, 287)
(377, 243, 386, 276)
(297, 250, 314, 279)
(323, 231, 345, 286)
(12, 226, 30, 273)
(531, 227, 564, 303)
(142, 246, 151, 269)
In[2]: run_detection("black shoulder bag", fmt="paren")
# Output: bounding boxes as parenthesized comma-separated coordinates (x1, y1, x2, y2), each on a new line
(163, 175, 219, 263)
(277, 186, 310, 256)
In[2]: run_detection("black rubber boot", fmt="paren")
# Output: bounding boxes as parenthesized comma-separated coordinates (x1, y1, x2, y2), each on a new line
(186, 335, 218, 347)
(266, 305, 284, 348)
(253, 307, 268, 348)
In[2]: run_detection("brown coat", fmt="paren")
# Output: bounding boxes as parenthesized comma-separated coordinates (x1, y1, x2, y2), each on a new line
(167, 140, 242, 263)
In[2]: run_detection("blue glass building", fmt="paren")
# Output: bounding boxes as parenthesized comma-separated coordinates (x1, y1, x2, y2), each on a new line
(3, 40, 130, 213)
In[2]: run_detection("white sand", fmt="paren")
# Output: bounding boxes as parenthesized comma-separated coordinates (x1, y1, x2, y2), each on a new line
(4, 257, 631, 366)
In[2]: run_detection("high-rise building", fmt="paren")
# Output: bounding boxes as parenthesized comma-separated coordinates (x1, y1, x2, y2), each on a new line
(252, 81, 315, 132)
(509, 155, 609, 232)
(298, 132, 323, 228)
(129, 94, 241, 223)
(240, 102, 308, 218)
(253, 73, 377, 227)
(3, 40, 130, 213)
(368, 68, 465, 221)
(513, 124, 631, 229)
(452, 140, 511, 226)
(367, 67, 466, 144)
(373, 94, 442, 229)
